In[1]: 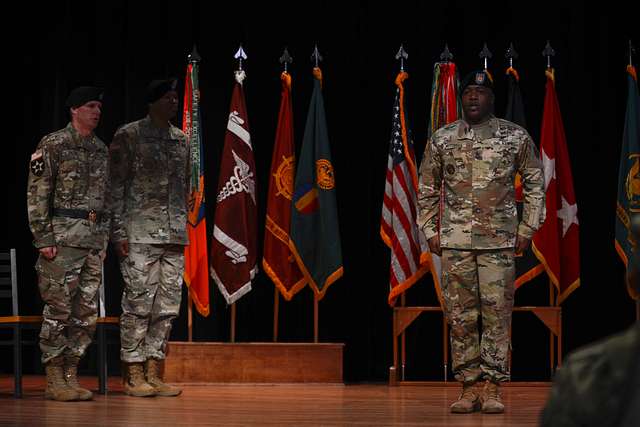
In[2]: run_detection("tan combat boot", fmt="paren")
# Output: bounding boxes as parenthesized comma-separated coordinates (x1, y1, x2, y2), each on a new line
(450, 382, 480, 413)
(145, 358, 181, 397)
(481, 380, 505, 414)
(64, 355, 93, 400)
(123, 362, 156, 397)
(44, 356, 79, 401)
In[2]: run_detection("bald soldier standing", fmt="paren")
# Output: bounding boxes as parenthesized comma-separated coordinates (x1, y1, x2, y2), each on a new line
(109, 79, 189, 397)
(27, 86, 109, 401)
(417, 70, 545, 414)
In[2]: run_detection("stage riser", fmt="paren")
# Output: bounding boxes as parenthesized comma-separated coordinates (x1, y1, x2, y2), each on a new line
(164, 342, 344, 383)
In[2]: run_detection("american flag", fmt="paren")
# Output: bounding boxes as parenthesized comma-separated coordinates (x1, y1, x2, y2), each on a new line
(380, 72, 429, 306)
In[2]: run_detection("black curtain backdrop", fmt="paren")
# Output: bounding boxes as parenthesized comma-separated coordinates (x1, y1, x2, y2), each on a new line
(12, 1, 636, 382)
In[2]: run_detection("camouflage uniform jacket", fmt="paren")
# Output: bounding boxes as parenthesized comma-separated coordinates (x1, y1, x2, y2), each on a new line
(109, 116, 190, 245)
(417, 116, 545, 249)
(27, 123, 110, 250)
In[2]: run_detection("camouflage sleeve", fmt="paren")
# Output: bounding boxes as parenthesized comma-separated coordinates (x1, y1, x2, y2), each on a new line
(27, 137, 58, 248)
(517, 134, 544, 239)
(108, 127, 132, 242)
(417, 137, 442, 240)
(101, 155, 111, 251)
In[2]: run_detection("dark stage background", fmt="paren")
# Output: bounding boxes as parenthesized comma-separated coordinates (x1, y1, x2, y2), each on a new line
(10, 1, 637, 382)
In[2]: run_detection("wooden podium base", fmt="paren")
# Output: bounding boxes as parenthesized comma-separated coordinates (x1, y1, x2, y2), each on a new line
(164, 342, 344, 383)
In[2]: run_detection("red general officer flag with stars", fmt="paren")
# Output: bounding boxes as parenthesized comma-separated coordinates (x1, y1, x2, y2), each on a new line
(532, 69, 580, 304)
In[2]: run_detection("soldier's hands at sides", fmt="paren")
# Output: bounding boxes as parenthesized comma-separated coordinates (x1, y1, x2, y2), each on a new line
(515, 235, 531, 255)
(39, 246, 58, 260)
(114, 240, 129, 258)
(428, 235, 442, 256)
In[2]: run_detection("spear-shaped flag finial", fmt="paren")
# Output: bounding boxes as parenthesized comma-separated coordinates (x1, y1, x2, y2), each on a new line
(311, 44, 323, 68)
(505, 42, 518, 68)
(395, 44, 408, 71)
(280, 47, 293, 73)
(440, 43, 454, 61)
(188, 44, 201, 63)
(479, 43, 492, 70)
(542, 40, 555, 69)
(234, 45, 247, 71)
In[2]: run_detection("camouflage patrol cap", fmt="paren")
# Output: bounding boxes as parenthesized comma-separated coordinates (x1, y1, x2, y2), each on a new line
(147, 78, 178, 103)
(65, 86, 104, 108)
(461, 70, 494, 93)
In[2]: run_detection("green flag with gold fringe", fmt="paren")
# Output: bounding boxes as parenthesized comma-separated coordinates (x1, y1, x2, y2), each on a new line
(616, 65, 640, 299)
(289, 67, 343, 300)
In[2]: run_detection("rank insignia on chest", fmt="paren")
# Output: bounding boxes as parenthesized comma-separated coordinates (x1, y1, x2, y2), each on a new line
(446, 164, 456, 175)
(30, 150, 45, 176)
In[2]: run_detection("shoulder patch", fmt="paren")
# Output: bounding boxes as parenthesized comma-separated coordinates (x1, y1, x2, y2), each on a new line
(30, 150, 45, 176)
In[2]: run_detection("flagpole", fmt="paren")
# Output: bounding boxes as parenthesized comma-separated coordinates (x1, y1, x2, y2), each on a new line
(479, 42, 492, 71)
(188, 296, 193, 342)
(396, 43, 409, 383)
(314, 293, 319, 343)
(309, 44, 324, 345)
(271, 48, 293, 343)
(185, 44, 202, 342)
(549, 279, 555, 374)
(230, 303, 236, 343)
(273, 289, 279, 342)
(225, 44, 247, 346)
(543, 40, 555, 70)
(632, 40, 638, 322)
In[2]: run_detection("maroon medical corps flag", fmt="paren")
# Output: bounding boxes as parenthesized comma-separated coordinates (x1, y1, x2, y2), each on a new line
(183, 60, 210, 316)
(381, 72, 429, 306)
(263, 72, 306, 300)
(210, 70, 258, 304)
(532, 69, 580, 304)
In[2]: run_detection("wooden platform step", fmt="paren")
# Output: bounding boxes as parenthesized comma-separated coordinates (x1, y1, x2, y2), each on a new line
(164, 341, 344, 383)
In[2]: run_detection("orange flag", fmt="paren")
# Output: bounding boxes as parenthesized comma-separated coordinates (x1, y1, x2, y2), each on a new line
(183, 60, 210, 316)
(263, 72, 305, 300)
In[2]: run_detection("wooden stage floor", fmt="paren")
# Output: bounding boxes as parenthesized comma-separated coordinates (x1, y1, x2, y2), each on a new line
(0, 376, 551, 426)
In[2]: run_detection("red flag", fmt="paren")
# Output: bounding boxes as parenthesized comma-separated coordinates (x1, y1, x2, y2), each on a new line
(263, 72, 306, 300)
(532, 69, 580, 304)
(210, 71, 257, 304)
(381, 72, 429, 306)
(183, 61, 210, 316)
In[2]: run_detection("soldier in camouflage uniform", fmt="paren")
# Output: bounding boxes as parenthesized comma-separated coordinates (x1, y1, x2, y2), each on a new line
(417, 70, 545, 414)
(109, 79, 189, 397)
(27, 86, 109, 401)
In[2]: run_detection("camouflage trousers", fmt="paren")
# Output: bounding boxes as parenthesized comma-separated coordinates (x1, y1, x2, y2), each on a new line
(441, 248, 515, 383)
(119, 243, 184, 363)
(35, 246, 101, 364)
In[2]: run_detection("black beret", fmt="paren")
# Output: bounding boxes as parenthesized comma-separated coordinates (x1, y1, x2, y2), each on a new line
(66, 86, 104, 108)
(461, 70, 494, 93)
(147, 78, 178, 104)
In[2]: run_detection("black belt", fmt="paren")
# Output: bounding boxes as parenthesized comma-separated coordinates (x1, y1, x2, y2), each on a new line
(53, 208, 103, 223)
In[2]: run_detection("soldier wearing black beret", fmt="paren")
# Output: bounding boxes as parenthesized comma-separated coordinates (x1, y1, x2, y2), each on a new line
(26, 86, 109, 401)
(108, 77, 188, 398)
(418, 67, 544, 414)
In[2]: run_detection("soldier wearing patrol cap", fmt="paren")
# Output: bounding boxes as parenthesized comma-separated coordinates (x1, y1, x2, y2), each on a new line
(108, 78, 189, 397)
(417, 69, 545, 414)
(27, 86, 109, 401)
